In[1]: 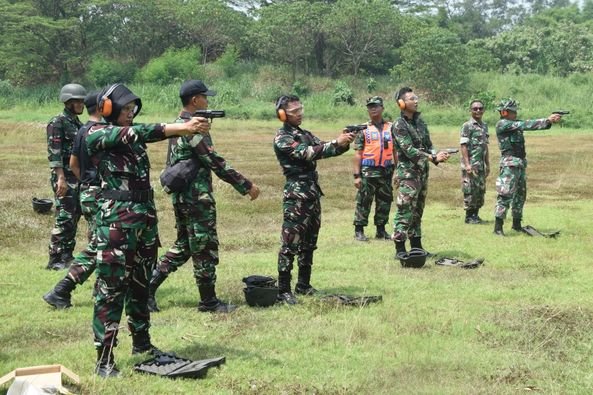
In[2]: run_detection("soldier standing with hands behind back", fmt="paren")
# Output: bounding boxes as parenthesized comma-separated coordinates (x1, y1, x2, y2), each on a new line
(352, 96, 395, 241)
(460, 99, 489, 224)
(274, 95, 354, 305)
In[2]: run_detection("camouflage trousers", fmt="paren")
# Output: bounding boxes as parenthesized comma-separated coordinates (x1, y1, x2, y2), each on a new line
(67, 185, 100, 285)
(495, 165, 526, 220)
(156, 202, 218, 286)
(48, 172, 81, 257)
(393, 174, 428, 243)
(278, 198, 320, 272)
(92, 220, 158, 349)
(353, 175, 393, 227)
(461, 170, 486, 211)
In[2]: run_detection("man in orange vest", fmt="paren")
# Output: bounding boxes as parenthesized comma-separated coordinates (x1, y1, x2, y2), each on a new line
(352, 96, 396, 241)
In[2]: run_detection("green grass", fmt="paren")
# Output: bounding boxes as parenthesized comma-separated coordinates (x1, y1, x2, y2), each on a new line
(1, 118, 593, 394)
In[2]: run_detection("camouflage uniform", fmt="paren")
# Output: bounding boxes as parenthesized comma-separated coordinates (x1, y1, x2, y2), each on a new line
(353, 122, 395, 227)
(46, 108, 82, 261)
(460, 117, 489, 211)
(86, 122, 167, 349)
(274, 123, 349, 272)
(494, 118, 551, 220)
(156, 111, 253, 286)
(392, 112, 434, 243)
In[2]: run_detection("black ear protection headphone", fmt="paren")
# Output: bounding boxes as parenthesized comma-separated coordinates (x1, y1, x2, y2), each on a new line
(98, 83, 121, 117)
(275, 95, 289, 122)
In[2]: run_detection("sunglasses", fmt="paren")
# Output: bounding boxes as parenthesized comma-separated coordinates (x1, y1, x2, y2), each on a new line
(471, 106, 484, 111)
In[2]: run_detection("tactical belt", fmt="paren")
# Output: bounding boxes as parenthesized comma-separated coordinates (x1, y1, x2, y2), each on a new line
(102, 189, 154, 202)
(286, 172, 318, 182)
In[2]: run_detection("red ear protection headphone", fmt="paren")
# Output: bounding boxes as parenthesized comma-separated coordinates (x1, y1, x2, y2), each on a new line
(275, 96, 288, 122)
(98, 83, 121, 117)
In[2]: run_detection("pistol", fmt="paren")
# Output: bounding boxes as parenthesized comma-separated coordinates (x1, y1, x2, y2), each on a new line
(552, 110, 570, 115)
(193, 110, 225, 119)
(344, 124, 367, 133)
(442, 148, 459, 154)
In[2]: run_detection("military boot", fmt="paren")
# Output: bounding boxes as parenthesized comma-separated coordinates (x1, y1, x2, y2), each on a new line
(494, 217, 505, 236)
(295, 265, 317, 295)
(197, 284, 237, 313)
(131, 329, 162, 356)
(410, 237, 432, 256)
(375, 225, 391, 240)
(95, 347, 120, 378)
(147, 269, 168, 313)
(43, 276, 76, 309)
(473, 209, 483, 223)
(354, 225, 369, 242)
(394, 240, 406, 259)
(46, 254, 67, 271)
(465, 209, 479, 224)
(277, 271, 297, 305)
(512, 217, 522, 232)
(60, 251, 75, 268)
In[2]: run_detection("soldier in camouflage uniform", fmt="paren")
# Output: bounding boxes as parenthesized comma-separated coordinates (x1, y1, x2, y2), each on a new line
(493, 98, 562, 236)
(45, 83, 86, 270)
(86, 83, 208, 378)
(148, 80, 260, 314)
(352, 96, 396, 241)
(43, 91, 105, 309)
(274, 95, 354, 304)
(392, 87, 450, 256)
(460, 100, 490, 224)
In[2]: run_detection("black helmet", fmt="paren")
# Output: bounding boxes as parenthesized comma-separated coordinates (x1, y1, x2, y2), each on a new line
(32, 197, 53, 214)
(397, 248, 428, 268)
(242, 275, 278, 307)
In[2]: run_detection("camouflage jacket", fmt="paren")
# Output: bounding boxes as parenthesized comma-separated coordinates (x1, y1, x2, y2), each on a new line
(392, 112, 433, 179)
(460, 117, 489, 171)
(169, 110, 252, 205)
(86, 123, 166, 228)
(46, 108, 83, 171)
(274, 122, 349, 200)
(496, 118, 551, 167)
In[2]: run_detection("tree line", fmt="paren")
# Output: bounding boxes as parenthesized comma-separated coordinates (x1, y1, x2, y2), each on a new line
(1, 0, 592, 103)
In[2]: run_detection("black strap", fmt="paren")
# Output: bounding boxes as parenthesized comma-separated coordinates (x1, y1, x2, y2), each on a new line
(102, 189, 153, 202)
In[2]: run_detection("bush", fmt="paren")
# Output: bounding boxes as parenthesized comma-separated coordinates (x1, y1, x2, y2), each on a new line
(137, 47, 203, 84)
(87, 58, 136, 87)
(333, 80, 355, 105)
(215, 45, 240, 77)
(292, 80, 310, 97)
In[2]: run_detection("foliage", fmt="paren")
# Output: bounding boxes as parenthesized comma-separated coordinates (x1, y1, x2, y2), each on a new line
(137, 47, 203, 85)
(291, 80, 310, 97)
(214, 44, 241, 77)
(87, 58, 136, 87)
(333, 80, 355, 105)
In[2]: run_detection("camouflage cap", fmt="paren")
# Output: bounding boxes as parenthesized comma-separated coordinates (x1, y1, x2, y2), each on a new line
(497, 98, 519, 112)
(366, 96, 383, 106)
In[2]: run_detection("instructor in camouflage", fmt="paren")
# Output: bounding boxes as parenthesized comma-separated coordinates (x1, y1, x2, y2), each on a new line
(460, 99, 489, 224)
(274, 95, 354, 304)
(392, 87, 450, 257)
(45, 83, 86, 270)
(493, 98, 562, 236)
(352, 96, 395, 241)
(86, 83, 209, 378)
(149, 80, 260, 314)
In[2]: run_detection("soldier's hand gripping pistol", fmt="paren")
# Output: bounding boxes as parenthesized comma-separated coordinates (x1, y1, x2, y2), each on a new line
(193, 110, 225, 123)
(343, 124, 367, 134)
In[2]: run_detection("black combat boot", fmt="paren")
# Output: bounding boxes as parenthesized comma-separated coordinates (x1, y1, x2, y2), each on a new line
(354, 225, 369, 242)
(410, 237, 432, 257)
(394, 240, 406, 259)
(494, 217, 505, 236)
(465, 209, 480, 224)
(95, 347, 120, 378)
(46, 254, 67, 271)
(131, 329, 162, 356)
(147, 270, 168, 313)
(512, 217, 522, 232)
(295, 265, 317, 295)
(43, 276, 76, 309)
(197, 284, 237, 313)
(60, 250, 75, 268)
(465, 209, 474, 224)
(277, 271, 297, 305)
(473, 209, 483, 223)
(375, 225, 391, 240)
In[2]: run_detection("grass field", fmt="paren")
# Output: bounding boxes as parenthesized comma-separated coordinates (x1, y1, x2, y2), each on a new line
(1, 116, 593, 394)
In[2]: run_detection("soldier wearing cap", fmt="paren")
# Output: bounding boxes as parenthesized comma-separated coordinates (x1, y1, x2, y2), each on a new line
(43, 90, 106, 309)
(85, 83, 209, 377)
(45, 83, 87, 270)
(352, 96, 396, 241)
(148, 80, 260, 314)
(493, 98, 562, 236)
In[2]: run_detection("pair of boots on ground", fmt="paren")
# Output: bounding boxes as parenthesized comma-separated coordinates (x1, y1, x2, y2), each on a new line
(354, 225, 391, 241)
(464, 209, 483, 224)
(95, 329, 161, 378)
(46, 250, 75, 271)
(394, 236, 427, 256)
(276, 265, 316, 305)
(148, 270, 235, 313)
(494, 217, 522, 236)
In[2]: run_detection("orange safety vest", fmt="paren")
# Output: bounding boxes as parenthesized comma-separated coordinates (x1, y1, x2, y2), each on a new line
(361, 122, 394, 168)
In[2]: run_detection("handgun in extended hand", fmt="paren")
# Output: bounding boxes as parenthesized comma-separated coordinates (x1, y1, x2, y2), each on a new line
(552, 110, 570, 115)
(193, 110, 225, 119)
(344, 124, 367, 133)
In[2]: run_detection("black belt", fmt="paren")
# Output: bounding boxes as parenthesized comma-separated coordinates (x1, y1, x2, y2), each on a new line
(287, 172, 318, 182)
(102, 189, 154, 202)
